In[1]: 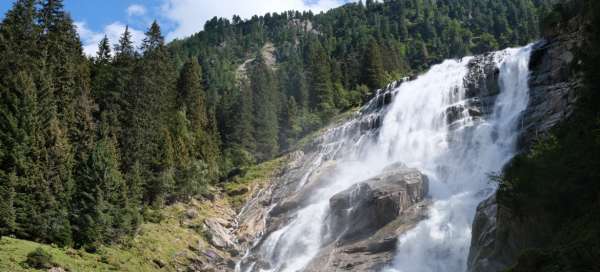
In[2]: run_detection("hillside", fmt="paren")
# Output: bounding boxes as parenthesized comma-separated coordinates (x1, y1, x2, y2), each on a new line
(0, 0, 582, 271)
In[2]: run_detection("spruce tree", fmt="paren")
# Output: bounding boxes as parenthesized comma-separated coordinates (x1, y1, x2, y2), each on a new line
(125, 21, 177, 205)
(280, 96, 302, 150)
(0, 0, 75, 245)
(72, 138, 130, 247)
(0, 0, 39, 238)
(306, 39, 334, 120)
(176, 58, 220, 180)
(92, 36, 121, 140)
(226, 83, 256, 167)
(0, 173, 16, 236)
(113, 26, 136, 164)
(363, 39, 386, 90)
(250, 52, 280, 161)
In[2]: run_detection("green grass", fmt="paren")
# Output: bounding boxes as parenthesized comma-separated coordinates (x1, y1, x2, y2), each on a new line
(0, 152, 293, 271)
(223, 156, 288, 208)
(0, 236, 153, 272)
(0, 198, 231, 272)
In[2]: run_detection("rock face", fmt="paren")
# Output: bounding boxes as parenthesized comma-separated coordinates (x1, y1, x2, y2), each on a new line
(328, 167, 428, 243)
(304, 166, 430, 271)
(467, 18, 584, 272)
(519, 24, 583, 148)
(205, 218, 238, 252)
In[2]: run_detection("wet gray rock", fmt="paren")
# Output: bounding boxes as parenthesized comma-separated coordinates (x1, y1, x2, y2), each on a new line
(519, 25, 583, 149)
(292, 165, 430, 271)
(204, 218, 237, 251)
(464, 53, 502, 117)
(468, 18, 584, 272)
(306, 201, 430, 271)
(467, 195, 507, 272)
(328, 168, 428, 243)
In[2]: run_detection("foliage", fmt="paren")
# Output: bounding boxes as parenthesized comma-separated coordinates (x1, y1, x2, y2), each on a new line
(0, 0, 552, 255)
(25, 247, 53, 269)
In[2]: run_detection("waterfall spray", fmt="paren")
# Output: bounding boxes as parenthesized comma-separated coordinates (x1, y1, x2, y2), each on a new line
(238, 45, 532, 272)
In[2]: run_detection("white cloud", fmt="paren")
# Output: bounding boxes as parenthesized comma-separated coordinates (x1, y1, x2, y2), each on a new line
(161, 0, 349, 41)
(75, 21, 145, 57)
(127, 4, 147, 17)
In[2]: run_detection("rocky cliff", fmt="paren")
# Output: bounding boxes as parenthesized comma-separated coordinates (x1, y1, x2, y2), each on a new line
(467, 16, 585, 272)
(194, 23, 587, 271)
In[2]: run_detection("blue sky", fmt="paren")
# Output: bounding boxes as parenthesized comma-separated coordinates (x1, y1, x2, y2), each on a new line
(0, 0, 354, 56)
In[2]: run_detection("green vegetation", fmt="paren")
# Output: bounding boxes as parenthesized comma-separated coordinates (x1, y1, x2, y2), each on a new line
(25, 247, 54, 269)
(171, 0, 553, 164)
(0, 0, 555, 269)
(223, 156, 288, 208)
(0, 152, 289, 271)
(495, 1, 600, 271)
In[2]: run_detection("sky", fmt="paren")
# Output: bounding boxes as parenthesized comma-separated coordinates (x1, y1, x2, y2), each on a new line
(0, 0, 354, 56)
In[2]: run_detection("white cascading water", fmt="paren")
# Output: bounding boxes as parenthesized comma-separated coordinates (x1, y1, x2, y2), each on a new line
(241, 45, 532, 272)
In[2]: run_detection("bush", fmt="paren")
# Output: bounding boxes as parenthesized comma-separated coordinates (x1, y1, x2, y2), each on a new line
(25, 247, 54, 269)
(142, 207, 164, 224)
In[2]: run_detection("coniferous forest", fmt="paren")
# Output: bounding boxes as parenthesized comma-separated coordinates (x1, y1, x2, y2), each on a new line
(0, 0, 553, 251)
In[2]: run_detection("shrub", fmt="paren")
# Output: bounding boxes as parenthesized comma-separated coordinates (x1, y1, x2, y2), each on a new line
(25, 247, 54, 269)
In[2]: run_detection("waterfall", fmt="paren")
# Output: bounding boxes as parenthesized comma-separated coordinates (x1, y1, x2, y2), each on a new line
(384, 46, 532, 272)
(238, 45, 532, 272)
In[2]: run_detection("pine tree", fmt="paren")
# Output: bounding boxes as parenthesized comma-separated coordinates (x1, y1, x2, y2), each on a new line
(92, 36, 121, 140)
(363, 39, 386, 90)
(0, 0, 39, 238)
(250, 52, 280, 161)
(125, 21, 177, 206)
(113, 27, 136, 164)
(176, 58, 220, 180)
(0, 173, 16, 236)
(306, 39, 334, 120)
(280, 96, 302, 150)
(72, 138, 130, 247)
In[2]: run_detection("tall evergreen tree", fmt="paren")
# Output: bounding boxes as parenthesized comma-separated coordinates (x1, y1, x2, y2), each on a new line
(72, 138, 131, 247)
(176, 58, 221, 180)
(306, 39, 334, 120)
(250, 52, 280, 161)
(363, 39, 386, 90)
(112, 26, 136, 159)
(92, 36, 121, 140)
(0, 0, 39, 238)
(224, 83, 256, 168)
(125, 21, 177, 205)
(280, 96, 301, 151)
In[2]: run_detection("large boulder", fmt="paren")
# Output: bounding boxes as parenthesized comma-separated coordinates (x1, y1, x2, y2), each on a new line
(204, 218, 238, 252)
(306, 200, 430, 271)
(328, 167, 429, 243)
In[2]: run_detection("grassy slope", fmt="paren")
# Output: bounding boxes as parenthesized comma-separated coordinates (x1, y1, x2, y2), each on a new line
(0, 104, 357, 271)
(0, 156, 290, 271)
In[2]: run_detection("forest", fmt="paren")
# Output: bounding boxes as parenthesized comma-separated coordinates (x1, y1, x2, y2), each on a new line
(0, 0, 551, 250)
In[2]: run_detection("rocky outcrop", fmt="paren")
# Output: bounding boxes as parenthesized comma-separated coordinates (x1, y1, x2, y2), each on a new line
(519, 21, 583, 148)
(467, 17, 585, 272)
(467, 194, 555, 272)
(204, 218, 239, 252)
(327, 166, 428, 243)
(303, 165, 429, 271)
(464, 53, 502, 118)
